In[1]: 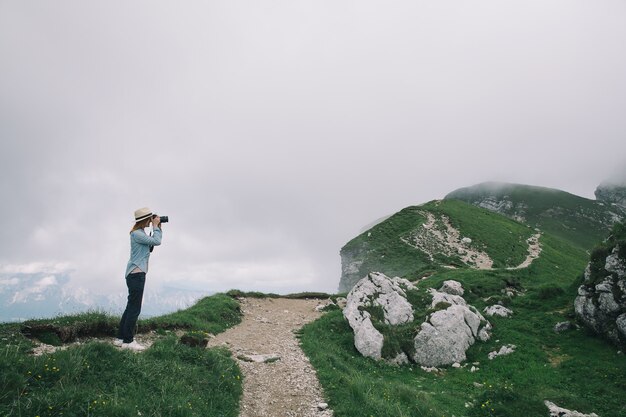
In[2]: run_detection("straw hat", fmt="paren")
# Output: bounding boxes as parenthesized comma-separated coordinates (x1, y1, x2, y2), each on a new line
(134, 207, 153, 222)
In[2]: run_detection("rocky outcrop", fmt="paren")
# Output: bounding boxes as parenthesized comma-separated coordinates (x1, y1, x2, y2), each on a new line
(401, 211, 493, 269)
(439, 280, 464, 296)
(544, 401, 600, 417)
(575, 222, 626, 348)
(413, 300, 491, 366)
(595, 182, 626, 208)
(344, 273, 491, 367)
(343, 272, 416, 360)
(339, 246, 368, 293)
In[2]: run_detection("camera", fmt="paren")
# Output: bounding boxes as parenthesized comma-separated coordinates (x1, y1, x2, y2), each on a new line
(153, 214, 169, 223)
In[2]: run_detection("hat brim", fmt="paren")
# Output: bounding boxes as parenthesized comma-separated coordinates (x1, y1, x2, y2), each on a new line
(135, 213, 153, 222)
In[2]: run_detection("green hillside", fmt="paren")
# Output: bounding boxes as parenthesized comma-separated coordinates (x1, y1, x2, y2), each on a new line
(339, 199, 537, 292)
(445, 182, 625, 251)
(309, 196, 626, 417)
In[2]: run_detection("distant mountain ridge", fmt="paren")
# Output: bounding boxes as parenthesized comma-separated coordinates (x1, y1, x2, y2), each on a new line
(339, 199, 536, 292)
(339, 181, 626, 292)
(0, 272, 209, 321)
(444, 182, 626, 250)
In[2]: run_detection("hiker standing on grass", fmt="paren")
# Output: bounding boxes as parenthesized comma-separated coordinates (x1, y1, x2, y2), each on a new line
(115, 207, 163, 351)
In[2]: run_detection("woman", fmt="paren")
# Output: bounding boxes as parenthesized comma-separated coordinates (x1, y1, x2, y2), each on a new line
(115, 207, 163, 351)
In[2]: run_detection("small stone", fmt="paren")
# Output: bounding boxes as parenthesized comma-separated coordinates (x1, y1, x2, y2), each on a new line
(473, 382, 484, 388)
(317, 403, 329, 411)
(483, 305, 513, 317)
(544, 400, 599, 417)
(452, 362, 461, 368)
(237, 353, 281, 363)
(554, 321, 573, 333)
(470, 366, 479, 372)
(488, 344, 516, 360)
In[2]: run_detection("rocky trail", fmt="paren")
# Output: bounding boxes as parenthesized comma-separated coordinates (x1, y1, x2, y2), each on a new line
(208, 297, 333, 417)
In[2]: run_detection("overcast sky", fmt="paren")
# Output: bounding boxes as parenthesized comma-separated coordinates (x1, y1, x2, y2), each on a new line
(1, 0, 625, 304)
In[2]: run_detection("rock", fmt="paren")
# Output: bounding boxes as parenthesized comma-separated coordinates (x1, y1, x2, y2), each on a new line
(335, 297, 347, 309)
(439, 280, 465, 296)
(595, 182, 626, 208)
(317, 402, 329, 411)
(605, 249, 626, 276)
(237, 353, 281, 363)
(413, 303, 490, 367)
(387, 352, 410, 366)
(483, 305, 513, 317)
(343, 272, 416, 360)
(554, 321, 573, 333)
(345, 272, 490, 367)
(429, 288, 466, 307)
(544, 400, 600, 417)
(461, 237, 472, 245)
(452, 362, 461, 368)
(477, 322, 492, 342)
(488, 344, 516, 360)
(420, 366, 440, 373)
(575, 236, 626, 349)
(470, 366, 479, 372)
(616, 314, 626, 338)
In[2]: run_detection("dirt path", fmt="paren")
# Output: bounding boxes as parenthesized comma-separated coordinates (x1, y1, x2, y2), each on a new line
(208, 297, 334, 417)
(507, 233, 542, 270)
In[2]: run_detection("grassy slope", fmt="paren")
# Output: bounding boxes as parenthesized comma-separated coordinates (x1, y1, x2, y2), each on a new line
(0, 294, 243, 417)
(304, 226, 626, 416)
(446, 182, 623, 250)
(339, 199, 535, 291)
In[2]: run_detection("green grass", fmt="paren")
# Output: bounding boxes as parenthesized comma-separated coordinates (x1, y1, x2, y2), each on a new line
(226, 289, 336, 300)
(303, 221, 626, 416)
(142, 294, 241, 334)
(0, 293, 243, 417)
(339, 200, 536, 291)
(445, 182, 624, 251)
(18, 294, 241, 343)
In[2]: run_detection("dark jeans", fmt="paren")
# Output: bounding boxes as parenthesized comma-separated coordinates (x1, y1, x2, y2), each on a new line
(117, 272, 146, 343)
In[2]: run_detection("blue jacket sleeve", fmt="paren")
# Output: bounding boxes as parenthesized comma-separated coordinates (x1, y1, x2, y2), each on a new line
(131, 228, 162, 246)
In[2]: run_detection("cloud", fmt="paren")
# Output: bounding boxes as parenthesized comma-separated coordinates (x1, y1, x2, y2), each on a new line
(0, 263, 73, 275)
(1, 0, 626, 313)
(10, 275, 58, 304)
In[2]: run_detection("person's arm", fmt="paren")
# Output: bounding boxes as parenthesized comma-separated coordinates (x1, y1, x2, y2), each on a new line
(132, 227, 162, 246)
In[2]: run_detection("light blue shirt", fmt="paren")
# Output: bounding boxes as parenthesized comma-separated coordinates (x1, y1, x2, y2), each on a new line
(125, 227, 162, 277)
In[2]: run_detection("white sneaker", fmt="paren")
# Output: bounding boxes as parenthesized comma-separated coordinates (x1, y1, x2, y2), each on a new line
(121, 341, 146, 352)
(113, 339, 123, 347)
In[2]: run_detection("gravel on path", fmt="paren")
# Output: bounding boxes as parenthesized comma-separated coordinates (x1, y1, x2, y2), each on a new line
(208, 297, 334, 417)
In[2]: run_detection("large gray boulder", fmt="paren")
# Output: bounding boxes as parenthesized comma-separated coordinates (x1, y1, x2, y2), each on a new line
(413, 288, 491, 366)
(344, 273, 491, 367)
(343, 272, 416, 360)
(575, 234, 626, 348)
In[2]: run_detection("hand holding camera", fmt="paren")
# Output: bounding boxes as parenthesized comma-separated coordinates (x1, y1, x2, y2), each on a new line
(151, 214, 168, 228)
(151, 215, 161, 228)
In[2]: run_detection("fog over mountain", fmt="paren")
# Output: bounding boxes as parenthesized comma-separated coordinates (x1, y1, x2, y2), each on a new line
(1, 1, 625, 319)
